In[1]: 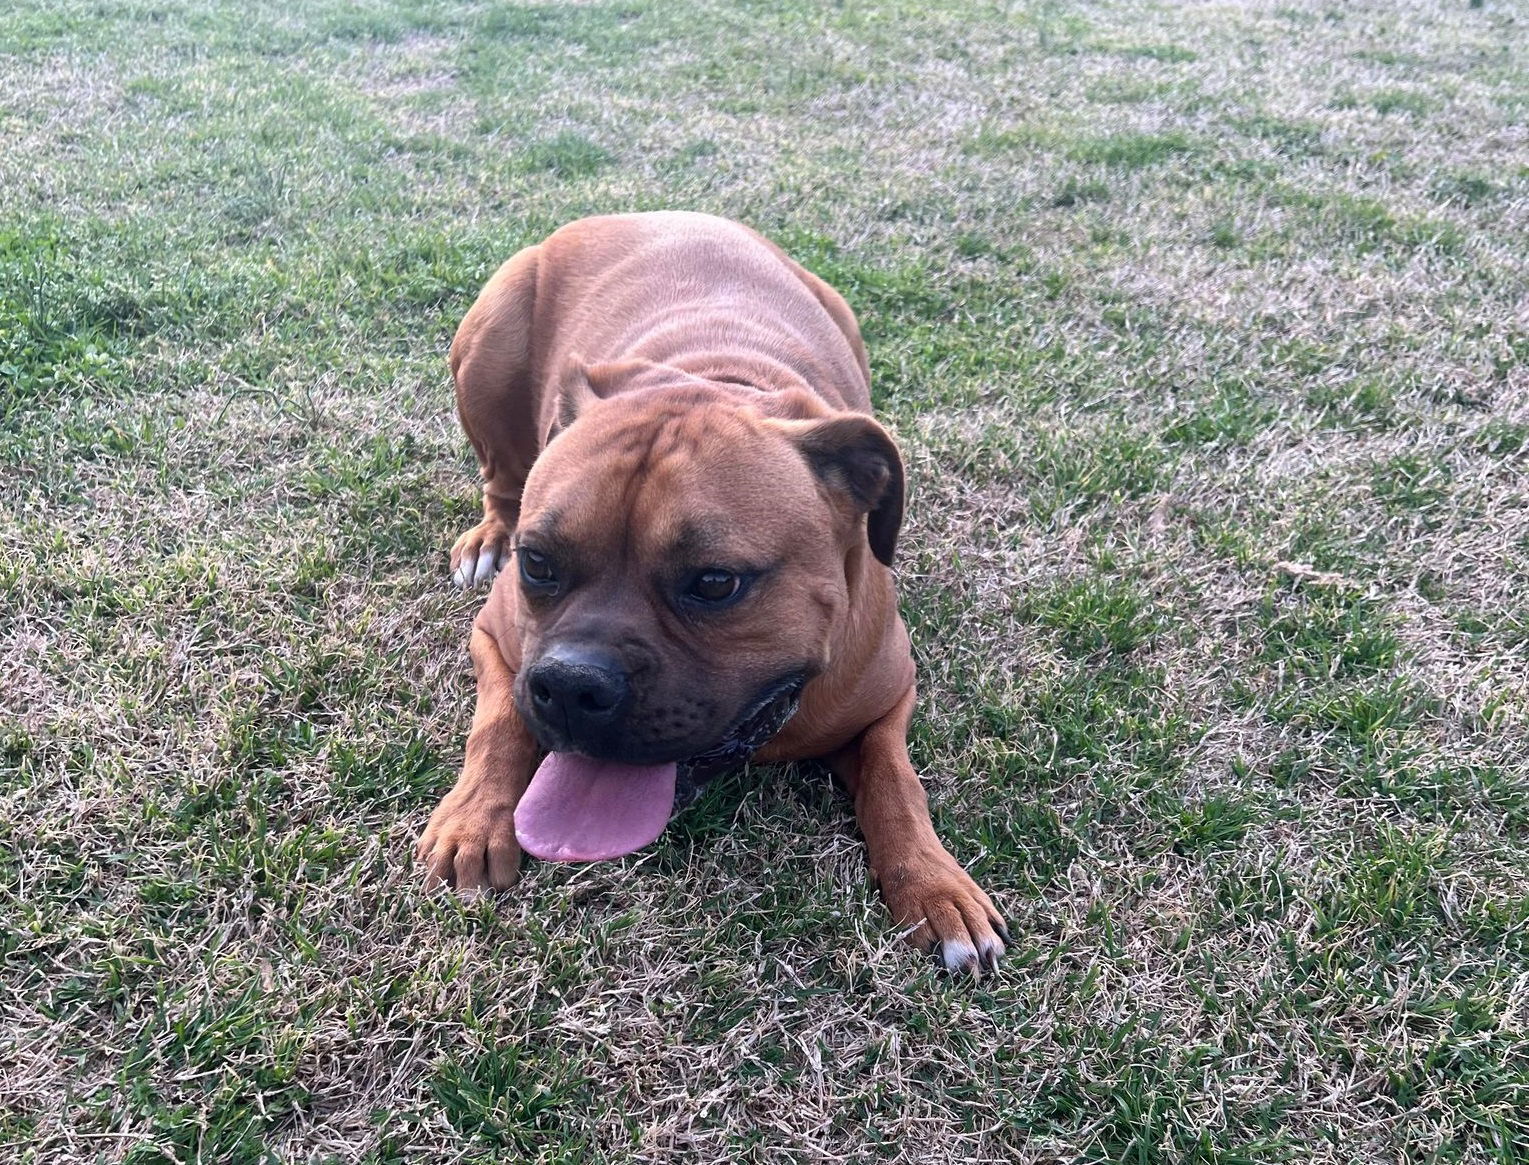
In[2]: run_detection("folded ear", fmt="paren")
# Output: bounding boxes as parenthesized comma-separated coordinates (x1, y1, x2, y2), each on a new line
(546, 358, 602, 440)
(778, 414, 906, 566)
(549, 358, 714, 440)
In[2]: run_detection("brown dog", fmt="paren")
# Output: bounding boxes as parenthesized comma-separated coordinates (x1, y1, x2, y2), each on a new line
(416, 212, 1006, 973)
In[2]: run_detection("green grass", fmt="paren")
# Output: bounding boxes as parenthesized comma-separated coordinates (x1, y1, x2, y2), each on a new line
(2, 0, 1527, 1161)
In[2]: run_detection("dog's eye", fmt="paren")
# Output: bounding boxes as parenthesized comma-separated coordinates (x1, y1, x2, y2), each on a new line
(518, 548, 557, 588)
(688, 569, 741, 603)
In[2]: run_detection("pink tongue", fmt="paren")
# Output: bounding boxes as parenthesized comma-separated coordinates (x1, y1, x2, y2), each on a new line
(514, 753, 678, 862)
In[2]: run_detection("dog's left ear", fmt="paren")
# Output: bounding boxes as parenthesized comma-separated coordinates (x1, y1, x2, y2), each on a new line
(780, 415, 906, 566)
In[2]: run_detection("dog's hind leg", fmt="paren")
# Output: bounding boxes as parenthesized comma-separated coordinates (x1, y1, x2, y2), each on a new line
(449, 245, 542, 588)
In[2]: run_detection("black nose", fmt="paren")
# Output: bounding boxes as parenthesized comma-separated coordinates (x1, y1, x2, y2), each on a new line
(524, 646, 630, 743)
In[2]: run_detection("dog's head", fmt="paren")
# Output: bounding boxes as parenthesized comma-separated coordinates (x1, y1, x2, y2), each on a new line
(509, 366, 903, 780)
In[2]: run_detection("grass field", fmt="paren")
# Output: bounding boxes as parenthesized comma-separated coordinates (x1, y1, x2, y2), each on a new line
(2, 0, 1527, 1161)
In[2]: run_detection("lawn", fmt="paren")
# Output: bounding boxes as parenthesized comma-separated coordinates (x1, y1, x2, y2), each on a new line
(2, 1, 1527, 1161)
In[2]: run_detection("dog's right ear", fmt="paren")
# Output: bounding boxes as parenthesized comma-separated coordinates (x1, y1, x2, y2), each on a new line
(550, 358, 691, 440)
(546, 359, 601, 440)
(553, 373, 597, 434)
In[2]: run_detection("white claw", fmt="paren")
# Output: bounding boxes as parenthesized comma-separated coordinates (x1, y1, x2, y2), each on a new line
(978, 935, 1005, 971)
(452, 556, 475, 589)
(940, 938, 979, 972)
(472, 549, 499, 587)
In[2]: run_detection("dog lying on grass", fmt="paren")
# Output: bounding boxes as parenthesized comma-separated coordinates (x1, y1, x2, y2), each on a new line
(417, 212, 1006, 973)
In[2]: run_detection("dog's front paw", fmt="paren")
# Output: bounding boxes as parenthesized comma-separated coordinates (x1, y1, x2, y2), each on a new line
(450, 518, 512, 588)
(416, 788, 522, 893)
(877, 848, 1007, 975)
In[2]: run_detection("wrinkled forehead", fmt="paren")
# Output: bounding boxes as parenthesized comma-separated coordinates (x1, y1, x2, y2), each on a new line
(520, 408, 824, 561)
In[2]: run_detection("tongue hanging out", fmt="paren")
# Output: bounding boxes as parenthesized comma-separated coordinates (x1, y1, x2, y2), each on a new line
(514, 753, 678, 862)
